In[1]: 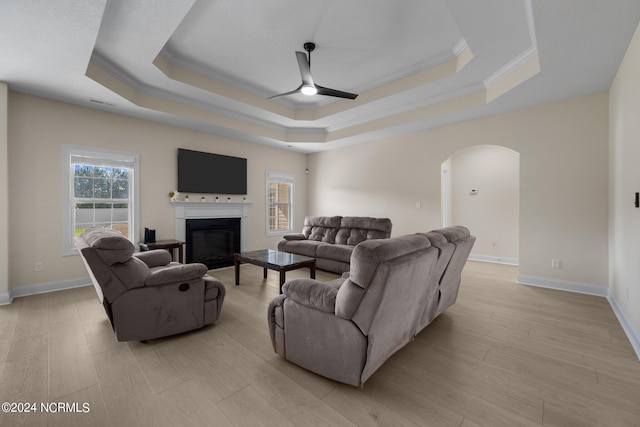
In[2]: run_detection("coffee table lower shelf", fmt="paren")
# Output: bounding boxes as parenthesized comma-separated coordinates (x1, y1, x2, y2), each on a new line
(234, 250, 316, 293)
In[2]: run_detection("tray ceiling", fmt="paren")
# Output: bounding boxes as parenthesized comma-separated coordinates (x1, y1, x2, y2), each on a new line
(2, 0, 640, 153)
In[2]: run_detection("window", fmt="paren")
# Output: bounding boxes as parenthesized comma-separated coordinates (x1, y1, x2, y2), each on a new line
(266, 171, 294, 235)
(62, 145, 139, 254)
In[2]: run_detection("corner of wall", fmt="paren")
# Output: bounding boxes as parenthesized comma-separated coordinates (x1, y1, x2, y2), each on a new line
(0, 83, 9, 297)
(608, 290, 640, 360)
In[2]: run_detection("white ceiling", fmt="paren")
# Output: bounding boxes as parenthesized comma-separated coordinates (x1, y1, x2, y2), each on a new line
(2, 0, 640, 153)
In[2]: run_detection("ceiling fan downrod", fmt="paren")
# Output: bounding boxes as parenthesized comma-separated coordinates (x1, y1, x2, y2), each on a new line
(303, 42, 315, 66)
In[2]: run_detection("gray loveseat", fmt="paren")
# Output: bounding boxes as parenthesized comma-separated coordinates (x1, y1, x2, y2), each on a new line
(268, 226, 475, 386)
(277, 216, 392, 273)
(75, 226, 225, 341)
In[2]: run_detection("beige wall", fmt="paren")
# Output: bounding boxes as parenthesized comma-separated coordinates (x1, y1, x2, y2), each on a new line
(309, 92, 609, 288)
(610, 22, 640, 343)
(449, 145, 519, 262)
(7, 93, 307, 290)
(0, 83, 8, 299)
(4, 86, 613, 308)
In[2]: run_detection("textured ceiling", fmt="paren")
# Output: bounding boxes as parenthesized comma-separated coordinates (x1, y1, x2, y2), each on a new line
(2, 0, 640, 153)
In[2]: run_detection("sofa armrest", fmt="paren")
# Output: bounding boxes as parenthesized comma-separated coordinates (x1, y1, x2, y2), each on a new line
(134, 249, 172, 268)
(283, 233, 307, 241)
(145, 263, 208, 287)
(282, 279, 338, 313)
(267, 294, 287, 354)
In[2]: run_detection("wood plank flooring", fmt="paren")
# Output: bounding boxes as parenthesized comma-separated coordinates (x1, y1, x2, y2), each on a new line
(0, 261, 638, 426)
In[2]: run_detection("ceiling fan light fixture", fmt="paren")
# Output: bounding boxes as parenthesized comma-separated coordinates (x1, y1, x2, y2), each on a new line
(268, 42, 358, 100)
(301, 85, 317, 96)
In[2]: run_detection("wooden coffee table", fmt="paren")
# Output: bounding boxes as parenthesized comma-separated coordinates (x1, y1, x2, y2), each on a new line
(234, 249, 316, 293)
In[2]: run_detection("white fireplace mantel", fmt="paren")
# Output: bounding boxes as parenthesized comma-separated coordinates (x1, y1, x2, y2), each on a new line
(171, 201, 252, 252)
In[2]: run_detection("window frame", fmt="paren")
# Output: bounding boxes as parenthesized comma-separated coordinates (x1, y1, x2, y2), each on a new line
(62, 145, 140, 255)
(266, 170, 294, 236)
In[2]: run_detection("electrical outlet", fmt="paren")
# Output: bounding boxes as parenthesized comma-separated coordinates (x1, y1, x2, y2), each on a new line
(551, 259, 560, 269)
(35, 262, 43, 272)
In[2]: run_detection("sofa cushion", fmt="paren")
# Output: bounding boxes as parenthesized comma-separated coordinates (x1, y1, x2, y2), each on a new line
(302, 216, 342, 243)
(432, 225, 470, 242)
(335, 217, 392, 245)
(145, 263, 208, 287)
(335, 228, 368, 246)
(283, 233, 306, 241)
(278, 240, 323, 257)
(416, 232, 456, 282)
(111, 256, 150, 290)
(316, 243, 353, 263)
(283, 279, 339, 314)
(81, 227, 135, 265)
(340, 216, 392, 233)
(135, 250, 173, 268)
(349, 234, 431, 288)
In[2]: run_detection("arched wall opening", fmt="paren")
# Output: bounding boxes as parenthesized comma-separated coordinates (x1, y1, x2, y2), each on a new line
(442, 145, 520, 265)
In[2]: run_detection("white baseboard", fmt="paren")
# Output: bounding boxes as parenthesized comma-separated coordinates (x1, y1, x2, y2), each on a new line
(469, 253, 519, 265)
(607, 291, 640, 360)
(0, 277, 91, 305)
(517, 274, 608, 297)
(0, 292, 10, 305)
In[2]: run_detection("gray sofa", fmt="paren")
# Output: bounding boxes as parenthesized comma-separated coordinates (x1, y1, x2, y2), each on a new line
(277, 216, 392, 273)
(268, 226, 475, 386)
(75, 226, 225, 341)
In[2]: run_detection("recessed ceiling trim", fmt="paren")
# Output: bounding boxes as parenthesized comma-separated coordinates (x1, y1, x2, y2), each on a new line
(153, 53, 296, 120)
(86, 58, 289, 142)
(88, 45, 539, 147)
(152, 41, 474, 123)
(296, 41, 475, 121)
(485, 51, 540, 103)
(325, 82, 486, 133)
(326, 89, 487, 143)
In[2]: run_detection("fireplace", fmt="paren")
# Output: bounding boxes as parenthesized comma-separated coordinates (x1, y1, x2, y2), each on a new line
(172, 201, 251, 262)
(186, 218, 240, 269)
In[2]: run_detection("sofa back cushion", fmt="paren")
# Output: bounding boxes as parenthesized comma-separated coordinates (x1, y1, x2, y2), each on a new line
(335, 234, 434, 327)
(416, 231, 456, 283)
(302, 216, 342, 243)
(76, 227, 150, 303)
(81, 226, 136, 265)
(335, 216, 392, 245)
(432, 226, 476, 316)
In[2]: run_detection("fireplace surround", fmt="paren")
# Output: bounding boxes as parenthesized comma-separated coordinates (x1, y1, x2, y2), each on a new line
(172, 202, 251, 267)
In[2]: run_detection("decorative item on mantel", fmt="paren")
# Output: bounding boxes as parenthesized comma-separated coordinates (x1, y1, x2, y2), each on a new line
(169, 191, 180, 202)
(201, 196, 205, 202)
(215, 196, 219, 202)
(243, 196, 247, 202)
(227, 197, 231, 202)
(185, 195, 189, 202)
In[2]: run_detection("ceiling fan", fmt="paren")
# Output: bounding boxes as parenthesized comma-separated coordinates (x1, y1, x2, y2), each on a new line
(269, 42, 358, 100)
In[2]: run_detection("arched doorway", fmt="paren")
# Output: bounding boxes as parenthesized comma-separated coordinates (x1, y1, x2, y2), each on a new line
(442, 145, 520, 265)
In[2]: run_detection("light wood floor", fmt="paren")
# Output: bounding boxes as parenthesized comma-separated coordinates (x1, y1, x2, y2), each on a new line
(1, 261, 639, 426)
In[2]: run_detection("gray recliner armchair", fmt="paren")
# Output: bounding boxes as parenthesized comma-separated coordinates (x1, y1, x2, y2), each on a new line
(75, 226, 225, 341)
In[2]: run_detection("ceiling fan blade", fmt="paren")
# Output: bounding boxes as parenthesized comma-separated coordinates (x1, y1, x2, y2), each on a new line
(296, 51, 314, 87)
(268, 84, 303, 99)
(315, 84, 358, 100)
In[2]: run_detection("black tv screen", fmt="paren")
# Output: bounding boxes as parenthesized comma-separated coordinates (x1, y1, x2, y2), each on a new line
(177, 148, 247, 195)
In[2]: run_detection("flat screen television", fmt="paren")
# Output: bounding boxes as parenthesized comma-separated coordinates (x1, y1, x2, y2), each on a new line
(177, 148, 247, 195)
